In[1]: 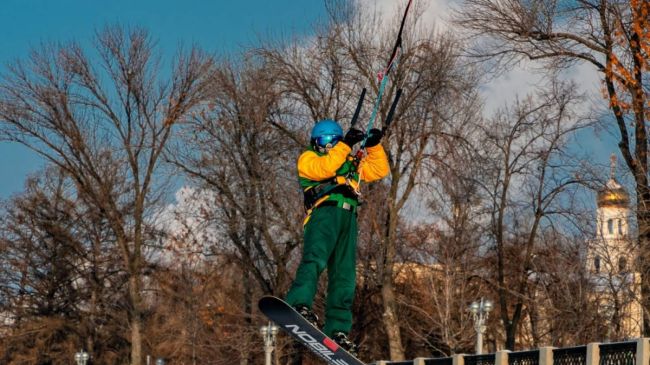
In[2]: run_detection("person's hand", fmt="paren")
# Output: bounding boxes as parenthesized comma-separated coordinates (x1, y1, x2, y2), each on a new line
(343, 128, 365, 148)
(364, 128, 383, 147)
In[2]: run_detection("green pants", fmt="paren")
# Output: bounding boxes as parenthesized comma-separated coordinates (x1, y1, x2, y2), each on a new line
(286, 205, 358, 337)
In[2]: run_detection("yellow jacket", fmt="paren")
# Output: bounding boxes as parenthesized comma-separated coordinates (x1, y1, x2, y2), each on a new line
(297, 143, 390, 183)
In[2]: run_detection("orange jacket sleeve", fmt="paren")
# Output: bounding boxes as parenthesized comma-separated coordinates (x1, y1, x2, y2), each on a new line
(359, 144, 390, 182)
(297, 142, 352, 181)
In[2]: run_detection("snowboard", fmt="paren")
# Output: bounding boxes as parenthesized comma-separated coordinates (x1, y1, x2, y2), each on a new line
(258, 296, 365, 365)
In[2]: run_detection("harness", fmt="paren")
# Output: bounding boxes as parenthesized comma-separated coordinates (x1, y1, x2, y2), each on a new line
(301, 158, 361, 226)
(303, 176, 344, 210)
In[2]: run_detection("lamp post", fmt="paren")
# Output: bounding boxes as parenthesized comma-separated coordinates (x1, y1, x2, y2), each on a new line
(74, 350, 89, 365)
(469, 298, 493, 354)
(260, 322, 279, 365)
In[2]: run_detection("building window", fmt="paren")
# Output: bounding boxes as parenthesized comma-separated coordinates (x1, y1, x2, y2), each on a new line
(607, 219, 614, 234)
(594, 256, 600, 273)
(618, 219, 623, 235)
(619, 257, 627, 273)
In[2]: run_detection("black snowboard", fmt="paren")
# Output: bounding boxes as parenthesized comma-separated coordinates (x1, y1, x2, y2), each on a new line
(258, 295, 365, 365)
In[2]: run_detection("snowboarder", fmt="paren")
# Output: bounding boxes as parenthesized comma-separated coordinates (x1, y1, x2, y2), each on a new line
(285, 118, 390, 355)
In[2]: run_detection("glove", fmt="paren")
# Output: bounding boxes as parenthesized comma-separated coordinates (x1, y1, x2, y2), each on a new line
(342, 128, 365, 148)
(364, 128, 383, 147)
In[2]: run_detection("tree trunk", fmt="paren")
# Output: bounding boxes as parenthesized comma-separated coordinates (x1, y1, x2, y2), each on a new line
(381, 205, 405, 360)
(241, 270, 253, 365)
(87, 285, 97, 359)
(381, 281, 405, 360)
(636, 190, 650, 336)
(129, 275, 143, 365)
(505, 322, 515, 351)
(130, 314, 143, 365)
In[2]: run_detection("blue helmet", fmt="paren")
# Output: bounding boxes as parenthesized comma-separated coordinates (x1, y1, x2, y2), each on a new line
(311, 119, 343, 152)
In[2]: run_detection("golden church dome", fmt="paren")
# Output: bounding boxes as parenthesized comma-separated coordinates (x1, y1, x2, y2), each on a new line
(597, 178, 630, 207)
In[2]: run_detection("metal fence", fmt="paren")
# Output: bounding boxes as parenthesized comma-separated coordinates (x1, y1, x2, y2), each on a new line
(377, 339, 646, 365)
(464, 353, 497, 365)
(509, 350, 540, 365)
(424, 357, 454, 365)
(554, 346, 588, 365)
(599, 342, 637, 365)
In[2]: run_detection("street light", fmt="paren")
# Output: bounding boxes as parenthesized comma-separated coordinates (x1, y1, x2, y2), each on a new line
(74, 350, 89, 365)
(469, 298, 493, 354)
(260, 322, 279, 365)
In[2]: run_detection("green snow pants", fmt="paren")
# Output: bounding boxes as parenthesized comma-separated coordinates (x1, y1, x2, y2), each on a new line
(285, 205, 358, 337)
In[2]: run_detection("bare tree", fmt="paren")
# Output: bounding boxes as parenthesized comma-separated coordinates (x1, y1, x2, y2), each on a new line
(455, 0, 650, 333)
(168, 57, 306, 363)
(145, 254, 263, 365)
(420, 131, 487, 355)
(0, 27, 214, 365)
(170, 57, 303, 294)
(0, 169, 84, 364)
(0, 166, 130, 364)
(511, 232, 592, 347)
(468, 81, 591, 349)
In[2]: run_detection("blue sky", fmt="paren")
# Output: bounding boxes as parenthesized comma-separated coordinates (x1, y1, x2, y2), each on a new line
(0, 0, 622, 201)
(0, 0, 327, 199)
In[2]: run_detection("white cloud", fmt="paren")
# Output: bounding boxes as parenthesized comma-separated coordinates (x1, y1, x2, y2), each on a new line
(480, 60, 604, 115)
(480, 61, 548, 113)
(154, 186, 220, 265)
(357, 0, 452, 31)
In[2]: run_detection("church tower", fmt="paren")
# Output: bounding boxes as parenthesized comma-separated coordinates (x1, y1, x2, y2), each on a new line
(588, 155, 641, 339)
(592, 156, 632, 273)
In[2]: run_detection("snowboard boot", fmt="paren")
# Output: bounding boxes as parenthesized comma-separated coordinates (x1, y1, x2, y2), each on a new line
(294, 304, 319, 328)
(332, 331, 359, 357)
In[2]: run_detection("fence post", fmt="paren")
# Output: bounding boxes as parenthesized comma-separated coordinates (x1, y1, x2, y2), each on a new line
(636, 338, 650, 365)
(586, 342, 600, 365)
(539, 347, 555, 365)
(414, 358, 427, 365)
(453, 354, 465, 365)
(495, 350, 509, 365)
